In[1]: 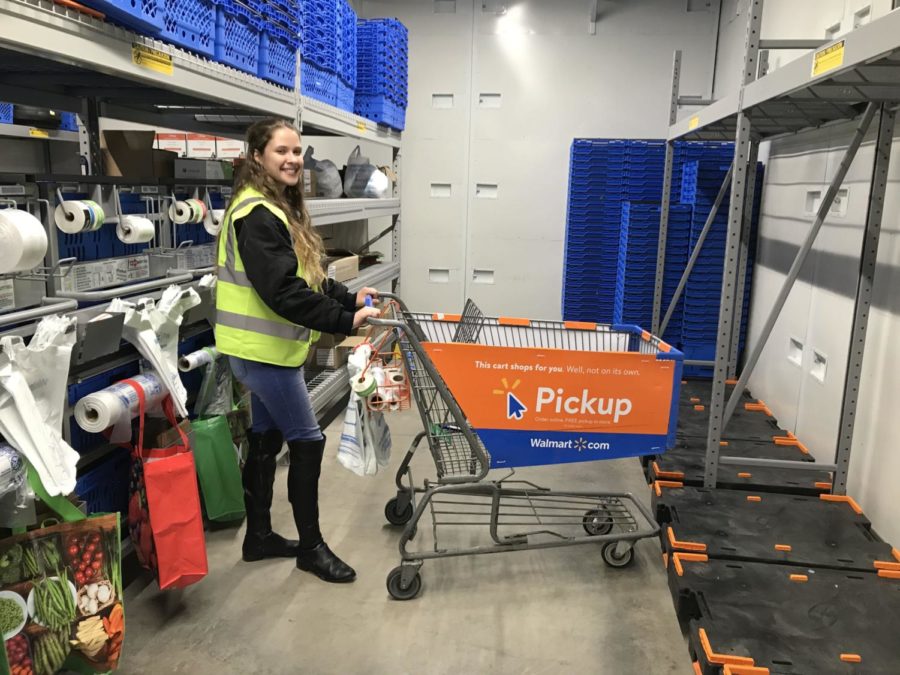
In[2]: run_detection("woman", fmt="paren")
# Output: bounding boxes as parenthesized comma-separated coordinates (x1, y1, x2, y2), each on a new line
(216, 118, 380, 583)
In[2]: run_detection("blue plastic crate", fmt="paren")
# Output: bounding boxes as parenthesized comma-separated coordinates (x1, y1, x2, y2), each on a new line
(59, 112, 79, 131)
(75, 449, 132, 517)
(259, 23, 299, 86)
(215, 0, 263, 74)
(335, 78, 354, 111)
(80, 0, 165, 33)
(354, 94, 404, 130)
(301, 59, 337, 104)
(160, 0, 216, 57)
(0, 103, 12, 125)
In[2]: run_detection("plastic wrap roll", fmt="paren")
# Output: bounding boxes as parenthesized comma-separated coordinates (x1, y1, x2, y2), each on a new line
(74, 372, 165, 434)
(116, 215, 156, 244)
(366, 392, 388, 411)
(168, 200, 193, 225)
(54, 200, 94, 234)
(351, 371, 377, 397)
(203, 209, 224, 236)
(384, 368, 406, 385)
(82, 200, 105, 228)
(178, 347, 217, 372)
(0, 209, 48, 274)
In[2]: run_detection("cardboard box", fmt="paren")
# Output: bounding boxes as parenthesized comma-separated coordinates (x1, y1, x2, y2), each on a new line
(314, 334, 367, 369)
(102, 130, 176, 178)
(186, 133, 217, 158)
(302, 169, 317, 199)
(143, 416, 194, 450)
(175, 158, 233, 181)
(324, 250, 359, 282)
(156, 132, 187, 156)
(216, 137, 246, 159)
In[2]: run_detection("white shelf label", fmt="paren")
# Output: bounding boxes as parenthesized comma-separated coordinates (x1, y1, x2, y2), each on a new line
(60, 255, 150, 293)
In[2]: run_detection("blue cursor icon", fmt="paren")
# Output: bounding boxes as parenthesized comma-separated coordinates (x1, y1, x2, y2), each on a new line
(507, 393, 527, 420)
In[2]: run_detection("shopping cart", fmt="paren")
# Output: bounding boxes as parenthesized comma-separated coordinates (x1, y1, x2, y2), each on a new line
(367, 294, 682, 600)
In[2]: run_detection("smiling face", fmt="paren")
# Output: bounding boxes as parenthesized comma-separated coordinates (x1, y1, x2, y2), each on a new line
(253, 126, 303, 188)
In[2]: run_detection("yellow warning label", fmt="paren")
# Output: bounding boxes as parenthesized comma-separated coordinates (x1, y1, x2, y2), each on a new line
(132, 44, 174, 75)
(28, 128, 49, 138)
(688, 115, 700, 131)
(356, 121, 367, 132)
(812, 40, 844, 77)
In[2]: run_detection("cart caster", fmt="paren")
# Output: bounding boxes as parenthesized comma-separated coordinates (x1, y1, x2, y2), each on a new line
(385, 497, 413, 526)
(601, 541, 634, 568)
(582, 507, 614, 536)
(387, 566, 422, 600)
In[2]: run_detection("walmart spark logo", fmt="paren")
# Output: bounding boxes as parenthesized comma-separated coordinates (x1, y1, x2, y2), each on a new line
(574, 437, 587, 451)
(493, 378, 527, 420)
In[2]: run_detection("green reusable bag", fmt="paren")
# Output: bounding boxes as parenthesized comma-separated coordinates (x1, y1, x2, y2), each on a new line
(190, 416, 245, 523)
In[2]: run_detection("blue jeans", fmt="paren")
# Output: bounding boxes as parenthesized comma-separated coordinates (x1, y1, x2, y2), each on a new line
(228, 356, 323, 442)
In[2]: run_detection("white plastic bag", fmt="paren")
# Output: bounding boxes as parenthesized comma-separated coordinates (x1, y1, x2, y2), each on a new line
(0, 315, 79, 496)
(337, 394, 391, 476)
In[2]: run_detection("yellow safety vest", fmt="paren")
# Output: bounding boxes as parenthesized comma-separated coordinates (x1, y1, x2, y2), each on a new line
(215, 186, 320, 366)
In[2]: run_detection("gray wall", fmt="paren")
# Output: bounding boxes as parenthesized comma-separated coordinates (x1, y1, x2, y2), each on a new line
(360, 0, 721, 317)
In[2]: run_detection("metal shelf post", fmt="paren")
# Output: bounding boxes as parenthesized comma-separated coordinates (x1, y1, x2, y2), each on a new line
(833, 104, 896, 494)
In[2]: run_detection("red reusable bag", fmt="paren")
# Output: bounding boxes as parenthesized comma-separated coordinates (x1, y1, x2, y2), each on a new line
(122, 378, 208, 590)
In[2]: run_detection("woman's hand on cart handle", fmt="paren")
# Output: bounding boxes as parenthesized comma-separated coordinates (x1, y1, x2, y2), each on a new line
(353, 306, 381, 329)
(355, 287, 380, 308)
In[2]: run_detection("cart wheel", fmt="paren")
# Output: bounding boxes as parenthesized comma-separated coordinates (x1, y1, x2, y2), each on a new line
(582, 507, 614, 536)
(384, 497, 413, 526)
(601, 541, 634, 568)
(387, 566, 422, 601)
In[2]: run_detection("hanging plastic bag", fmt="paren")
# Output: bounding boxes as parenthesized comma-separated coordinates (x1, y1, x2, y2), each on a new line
(343, 145, 390, 198)
(337, 394, 391, 476)
(303, 146, 342, 198)
(0, 315, 79, 496)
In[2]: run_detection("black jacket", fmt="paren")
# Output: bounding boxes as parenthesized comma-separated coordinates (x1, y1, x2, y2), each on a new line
(234, 204, 356, 336)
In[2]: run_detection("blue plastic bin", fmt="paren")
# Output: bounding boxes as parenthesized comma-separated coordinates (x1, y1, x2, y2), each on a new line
(215, 0, 263, 74)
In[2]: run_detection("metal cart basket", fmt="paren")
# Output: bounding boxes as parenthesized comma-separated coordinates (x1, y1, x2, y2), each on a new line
(367, 294, 683, 600)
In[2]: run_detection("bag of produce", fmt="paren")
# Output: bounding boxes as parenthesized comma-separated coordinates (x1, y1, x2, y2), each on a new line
(0, 506, 124, 674)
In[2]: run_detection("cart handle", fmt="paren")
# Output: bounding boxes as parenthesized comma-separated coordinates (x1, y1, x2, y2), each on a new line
(373, 292, 409, 313)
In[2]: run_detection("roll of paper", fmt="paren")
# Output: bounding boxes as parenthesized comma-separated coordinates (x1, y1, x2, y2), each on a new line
(116, 215, 155, 244)
(54, 200, 93, 234)
(0, 209, 49, 274)
(74, 373, 165, 439)
(367, 392, 388, 411)
(203, 209, 224, 236)
(385, 368, 406, 385)
(178, 347, 217, 372)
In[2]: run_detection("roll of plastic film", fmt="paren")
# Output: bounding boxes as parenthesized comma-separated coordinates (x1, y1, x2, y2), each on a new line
(187, 199, 202, 223)
(54, 200, 92, 234)
(0, 209, 49, 274)
(169, 200, 192, 225)
(82, 200, 105, 230)
(116, 216, 155, 244)
(351, 371, 378, 397)
(193, 199, 208, 222)
(204, 209, 224, 236)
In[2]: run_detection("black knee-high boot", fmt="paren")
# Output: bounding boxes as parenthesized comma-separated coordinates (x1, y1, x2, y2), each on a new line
(242, 430, 300, 562)
(288, 437, 356, 583)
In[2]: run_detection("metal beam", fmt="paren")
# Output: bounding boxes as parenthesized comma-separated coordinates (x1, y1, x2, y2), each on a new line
(720, 103, 878, 430)
(719, 455, 837, 472)
(833, 104, 896, 495)
(728, 141, 760, 378)
(703, 0, 764, 488)
(652, 50, 682, 335)
(758, 39, 828, 50)
(660, 162, 734, 337)
(678, 97, 716, 107)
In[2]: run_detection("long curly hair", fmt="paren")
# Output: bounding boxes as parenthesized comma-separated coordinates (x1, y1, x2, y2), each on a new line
(229, 118, 325, 288)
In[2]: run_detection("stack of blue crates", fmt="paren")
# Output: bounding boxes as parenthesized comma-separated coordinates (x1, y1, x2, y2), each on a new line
(679, 159, 763, 375)
(335, 0, 357, 111)
(354, 18, 408, 130)
(301, 0, 338, 104)
(0, 103, 12, 124)
(614, 202, 692, 345)
(563, 138, 763, 378)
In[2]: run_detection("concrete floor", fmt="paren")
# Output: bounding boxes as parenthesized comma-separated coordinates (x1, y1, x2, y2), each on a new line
(123, 409, 690, 674)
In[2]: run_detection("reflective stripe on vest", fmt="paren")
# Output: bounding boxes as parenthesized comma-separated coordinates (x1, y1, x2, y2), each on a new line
(215, 188, 315, 366)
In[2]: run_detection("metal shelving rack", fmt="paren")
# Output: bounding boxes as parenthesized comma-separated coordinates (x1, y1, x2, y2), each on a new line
(652, 0, 900, 494)
(0, 0, 403, 416)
